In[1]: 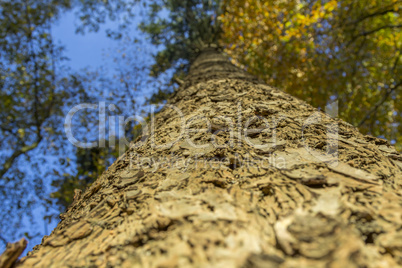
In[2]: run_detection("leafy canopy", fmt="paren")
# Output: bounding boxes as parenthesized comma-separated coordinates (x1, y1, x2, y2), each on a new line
(140, 0, 223, 79)
(220, 0, 402, 150)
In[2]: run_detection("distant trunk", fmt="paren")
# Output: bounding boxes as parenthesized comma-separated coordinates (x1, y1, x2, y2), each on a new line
(17, 48, 402, 267)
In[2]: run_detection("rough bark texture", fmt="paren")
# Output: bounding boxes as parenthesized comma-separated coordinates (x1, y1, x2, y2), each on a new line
(18, 49, 402, 267)
(0, 238, 27, 268)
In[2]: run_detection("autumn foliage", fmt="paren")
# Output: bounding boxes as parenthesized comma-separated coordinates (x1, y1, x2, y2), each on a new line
(220, 0, 401, 150)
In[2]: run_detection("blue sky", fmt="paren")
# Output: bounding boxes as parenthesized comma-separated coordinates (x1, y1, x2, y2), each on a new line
(52, 11, 117, 70)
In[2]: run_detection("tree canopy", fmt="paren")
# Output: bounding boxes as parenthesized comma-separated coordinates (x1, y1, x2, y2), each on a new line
(220, 0, 402, 150)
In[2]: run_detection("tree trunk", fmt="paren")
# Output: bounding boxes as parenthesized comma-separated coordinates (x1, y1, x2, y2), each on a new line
(17, 48, 402, 267)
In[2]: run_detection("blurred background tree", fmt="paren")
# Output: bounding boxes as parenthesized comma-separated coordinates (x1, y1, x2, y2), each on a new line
(220, 0, 401, 150)
(140, 0, 222, 79)
(0, 0, 141, 246)
(0, 0, 72, 245)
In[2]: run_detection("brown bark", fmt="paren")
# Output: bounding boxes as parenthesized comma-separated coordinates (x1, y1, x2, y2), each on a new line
(17, 48, 402, 267)
(0, 238, 27, 268)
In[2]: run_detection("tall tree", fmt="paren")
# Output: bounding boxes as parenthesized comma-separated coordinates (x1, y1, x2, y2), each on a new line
(0, 0, 140, 244)
(8, 48, 402, 267)
(0, 0, 73, 244)
(1, 0, 401, 262)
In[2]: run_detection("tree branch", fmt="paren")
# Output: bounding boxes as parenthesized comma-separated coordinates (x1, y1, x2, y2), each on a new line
(347, 25, 402, 47)
(347, 7, 398, 26)
(358, 25, 402, 37)
(358, 81, 402, 127)
(0, 235, 7, 246)
(0, 137, 42, 179)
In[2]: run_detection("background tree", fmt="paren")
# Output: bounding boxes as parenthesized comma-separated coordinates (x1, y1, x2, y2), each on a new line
(220, 0, 402, 150)
(0, 0, 72, 245)
(0, 0, 140, 246)
(140, 0, 223, 81)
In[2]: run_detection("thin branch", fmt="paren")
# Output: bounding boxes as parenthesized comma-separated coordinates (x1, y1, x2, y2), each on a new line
(24, 0, 42, 136)
(347, 7, 398, 26)
(391, 47, 401, 73)
(0, 234, 8, 246)
(358, 81, 402, 127)
(0, 137, 42, 179)
(358, 25, 402, 37)
(347, 25, 402, 47)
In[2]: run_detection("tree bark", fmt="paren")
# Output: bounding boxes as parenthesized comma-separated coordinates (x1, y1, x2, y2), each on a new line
(17, 48, 402, 267)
